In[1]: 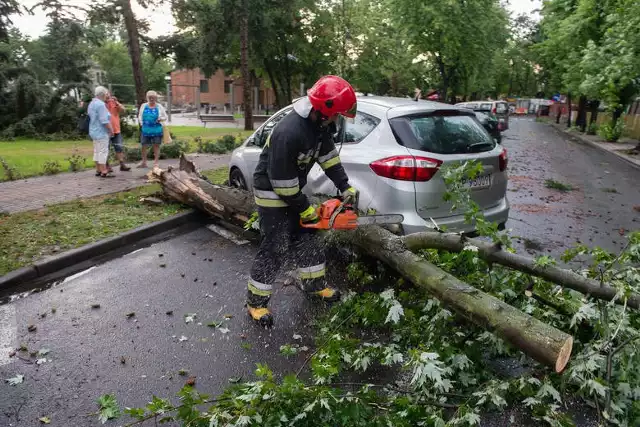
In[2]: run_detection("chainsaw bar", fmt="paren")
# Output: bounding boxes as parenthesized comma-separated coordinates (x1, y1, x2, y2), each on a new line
(355, 214, 404, 226)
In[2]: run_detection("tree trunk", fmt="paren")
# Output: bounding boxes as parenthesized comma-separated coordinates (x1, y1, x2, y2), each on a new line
(239, 0, 253, 131)
(612, 107, 623, 126)
(121, 0, 145, 107)
(263, 60, 282, 110)
(576, 95, 588, 132)
(147, 156, 576, 372)
(589, 100, 599, 124)
(566, 92, 572, 128)
(349, 226, 573, 373)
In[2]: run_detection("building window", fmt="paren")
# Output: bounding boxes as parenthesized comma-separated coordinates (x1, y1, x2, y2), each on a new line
(200, 79, 209, 93)
(224, 80, 232, 94)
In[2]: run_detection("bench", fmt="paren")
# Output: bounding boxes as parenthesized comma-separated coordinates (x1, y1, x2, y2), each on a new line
(201, 114, 236, 127)
(252, 114, 272, 124)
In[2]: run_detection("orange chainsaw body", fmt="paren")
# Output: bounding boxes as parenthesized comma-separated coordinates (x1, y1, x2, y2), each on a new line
(301, 198, 359, 230)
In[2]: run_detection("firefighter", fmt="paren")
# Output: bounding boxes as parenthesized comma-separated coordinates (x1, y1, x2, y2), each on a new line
(247, 75, 359, 327)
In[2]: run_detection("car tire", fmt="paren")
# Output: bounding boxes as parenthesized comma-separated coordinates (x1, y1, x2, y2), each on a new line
(229, 168, 248, 190)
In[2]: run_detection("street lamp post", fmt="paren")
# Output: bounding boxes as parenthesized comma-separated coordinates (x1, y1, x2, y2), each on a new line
(165, 75, 172, 123)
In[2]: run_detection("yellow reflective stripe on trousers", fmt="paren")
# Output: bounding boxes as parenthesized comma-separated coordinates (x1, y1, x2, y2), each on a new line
(254, 188, 288, 207)
(248, 279, 272, 297)
(320, 156, 341, 170)
(273, 186, 300, 196)
(298, 263, 326, 280)
(271, 177, 300, 196)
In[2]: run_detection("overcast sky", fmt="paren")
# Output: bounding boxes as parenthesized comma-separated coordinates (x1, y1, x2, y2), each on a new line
(12, 0, 541, 40)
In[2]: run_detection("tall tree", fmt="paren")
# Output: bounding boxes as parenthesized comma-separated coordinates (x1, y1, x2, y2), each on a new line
(120, 0, 145, 106)
(239, 0, 252, 130)
(390, 0, 509, 102)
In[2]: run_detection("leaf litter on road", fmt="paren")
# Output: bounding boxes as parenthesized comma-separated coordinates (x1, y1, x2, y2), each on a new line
(38, 416, 51, 424)
(184, 313, 197, 324)
(97, 394, 120, 424)
(5, 374, 24, 385)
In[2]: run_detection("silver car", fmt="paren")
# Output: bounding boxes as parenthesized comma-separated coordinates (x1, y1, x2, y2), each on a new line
(229, 96, 509, 234)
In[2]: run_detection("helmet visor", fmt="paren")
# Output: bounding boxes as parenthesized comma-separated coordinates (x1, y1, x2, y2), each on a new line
(341, 101, 357, 118)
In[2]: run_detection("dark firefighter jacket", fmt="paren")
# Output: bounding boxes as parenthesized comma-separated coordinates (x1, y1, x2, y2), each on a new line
(252, 109, 350, 213)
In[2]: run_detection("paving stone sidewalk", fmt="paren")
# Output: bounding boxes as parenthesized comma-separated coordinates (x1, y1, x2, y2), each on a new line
(0, 153, 230, 214)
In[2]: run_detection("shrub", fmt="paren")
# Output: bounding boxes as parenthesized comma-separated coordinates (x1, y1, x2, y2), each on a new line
(0, 157, 21, 181)
(66, 153, 86, 172)
(42, 160, 62, 175)
(598, 120, 624, 142)
(587, 122, 598, 135)
(124, 139, 190, 162)
(200, 135, 239, 154)
(160, 139, 190, 159)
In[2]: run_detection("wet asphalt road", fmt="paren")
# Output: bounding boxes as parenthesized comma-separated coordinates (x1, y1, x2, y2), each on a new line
(504, 118, 639, 258)
(1, 119, 638, 426)
(0, 229, 323, 427)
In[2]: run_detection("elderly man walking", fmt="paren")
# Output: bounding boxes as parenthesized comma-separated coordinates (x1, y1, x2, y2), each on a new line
(88, 86, 115, 178)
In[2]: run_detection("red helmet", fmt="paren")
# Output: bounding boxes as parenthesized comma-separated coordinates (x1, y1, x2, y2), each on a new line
(307, 75, 357, 119)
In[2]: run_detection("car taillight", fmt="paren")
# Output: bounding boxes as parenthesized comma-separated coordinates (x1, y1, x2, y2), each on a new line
(370, 155, 442, 182)
(499, 147, 508, 171)
(492, 107, 497, 114)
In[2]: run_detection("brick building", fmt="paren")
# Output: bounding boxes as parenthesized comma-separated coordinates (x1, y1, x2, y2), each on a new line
(169, 68, 275, 112)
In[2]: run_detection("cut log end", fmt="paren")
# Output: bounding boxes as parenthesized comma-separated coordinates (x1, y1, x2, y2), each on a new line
(555, 337, 573, 373)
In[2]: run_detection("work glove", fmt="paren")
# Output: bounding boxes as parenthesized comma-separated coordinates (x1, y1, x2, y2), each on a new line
(342, 186, 359, 204)
(300, 205, 320, 224)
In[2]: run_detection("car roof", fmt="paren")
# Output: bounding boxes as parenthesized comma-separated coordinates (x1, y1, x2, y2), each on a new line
(357, 96, 473, 119)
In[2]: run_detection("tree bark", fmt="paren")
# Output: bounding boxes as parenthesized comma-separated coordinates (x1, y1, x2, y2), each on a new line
(148, 155, 575, 372)
(263, 60, 282, 110)
(576, 95, 588, 132)
(240, 0, 253, 131)
(402, 232, 640, 310)
(589, 100, 599, 127)
(566, 92, 572, 128)
(349, 226, 573, 373)
(121, 0, 145, 107)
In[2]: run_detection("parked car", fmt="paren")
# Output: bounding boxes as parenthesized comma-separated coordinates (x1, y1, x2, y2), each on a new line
(456, 100, 510, 131)
(229, 96, 509, 234)
(474, 111, 502, 144)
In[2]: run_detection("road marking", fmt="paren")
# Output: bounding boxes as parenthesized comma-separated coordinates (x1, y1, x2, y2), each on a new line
(0, 304, 17, 367)
(206, 224, 250, 245)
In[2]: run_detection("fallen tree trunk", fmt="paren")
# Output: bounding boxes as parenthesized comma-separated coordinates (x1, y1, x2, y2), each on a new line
(149, 156, 574, 371)
(402, 233, 639, 310)
(348, 226, 573, 373)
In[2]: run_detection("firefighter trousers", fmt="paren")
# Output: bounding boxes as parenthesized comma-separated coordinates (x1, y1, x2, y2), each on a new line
(247, 206, 326, 308)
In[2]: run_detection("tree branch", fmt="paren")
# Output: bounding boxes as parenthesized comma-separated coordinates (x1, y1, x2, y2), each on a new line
(401, 232, 640, 309)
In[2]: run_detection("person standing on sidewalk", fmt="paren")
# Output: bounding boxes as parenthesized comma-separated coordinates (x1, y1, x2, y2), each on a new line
(105, 92, 131, 172)
(88, 86, 115, 178)
(137, 90, 167, 168)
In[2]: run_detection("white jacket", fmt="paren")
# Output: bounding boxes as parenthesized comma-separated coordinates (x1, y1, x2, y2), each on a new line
(137, 102, 168, 126)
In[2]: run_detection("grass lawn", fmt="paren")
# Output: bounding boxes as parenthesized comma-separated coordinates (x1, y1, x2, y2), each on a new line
(0, 139, 94, 181)
(0, 166, 229, 276)
(0, 127, 253, 181)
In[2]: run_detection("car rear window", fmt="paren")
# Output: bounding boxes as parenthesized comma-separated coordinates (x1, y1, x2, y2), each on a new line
(496, 102, 508, 114)
(478, 103, 492, 111)
(389, 113, 495, 155)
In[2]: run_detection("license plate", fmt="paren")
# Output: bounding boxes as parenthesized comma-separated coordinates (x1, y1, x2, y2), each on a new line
(464, 174, 492, 189)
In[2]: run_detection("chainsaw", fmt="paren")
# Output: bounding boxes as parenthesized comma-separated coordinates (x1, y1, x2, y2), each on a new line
(301, 197, 404, 230)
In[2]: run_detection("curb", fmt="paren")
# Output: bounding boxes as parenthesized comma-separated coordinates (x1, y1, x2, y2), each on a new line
(548, 123, 640, 172)
(0, 209, 204, 291)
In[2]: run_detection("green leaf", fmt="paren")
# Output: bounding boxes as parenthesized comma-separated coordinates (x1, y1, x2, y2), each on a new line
(38, 416, 51, 424)
(96, 394, 120, 424)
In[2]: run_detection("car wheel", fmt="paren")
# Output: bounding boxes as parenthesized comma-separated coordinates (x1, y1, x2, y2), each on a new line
(229, 168, 248, 190)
